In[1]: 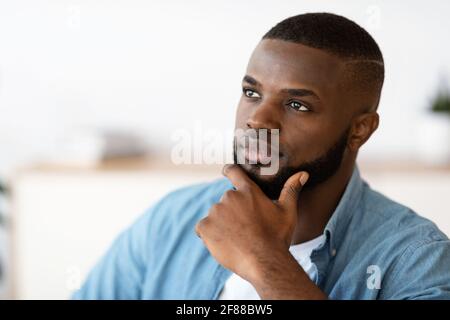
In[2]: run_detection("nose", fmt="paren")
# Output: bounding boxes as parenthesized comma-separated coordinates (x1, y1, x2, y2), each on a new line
(246, 100, 281, 131)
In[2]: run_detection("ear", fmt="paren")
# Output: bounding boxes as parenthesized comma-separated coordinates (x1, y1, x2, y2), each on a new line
(347, 112, 379, 152)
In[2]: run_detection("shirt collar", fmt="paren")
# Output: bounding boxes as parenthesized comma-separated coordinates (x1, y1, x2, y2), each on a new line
(323, 165, 364, 256)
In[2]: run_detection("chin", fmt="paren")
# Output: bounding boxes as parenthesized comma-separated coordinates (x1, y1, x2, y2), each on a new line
(237, 163, 288, 200)
(240, 163, 278, 181)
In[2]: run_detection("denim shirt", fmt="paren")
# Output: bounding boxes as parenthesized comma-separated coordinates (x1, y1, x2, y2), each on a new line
(73, 166, 450, 300)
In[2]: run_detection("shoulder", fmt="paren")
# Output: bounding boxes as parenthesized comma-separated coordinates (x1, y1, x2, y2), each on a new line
(355, 184, 450, 298)
(359, 185, 448, 245)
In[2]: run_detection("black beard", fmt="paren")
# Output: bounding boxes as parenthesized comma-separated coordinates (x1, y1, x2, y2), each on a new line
(233, 128, 349, 200)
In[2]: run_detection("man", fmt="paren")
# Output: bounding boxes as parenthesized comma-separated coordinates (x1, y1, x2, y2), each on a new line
(74, 13, 450, 300)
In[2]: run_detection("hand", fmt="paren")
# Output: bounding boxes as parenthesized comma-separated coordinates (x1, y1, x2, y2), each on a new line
(195, 164, 309, 282)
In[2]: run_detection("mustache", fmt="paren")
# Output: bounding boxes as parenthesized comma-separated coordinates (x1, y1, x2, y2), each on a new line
(234, 129, 282, 157)
(236, 138, 281, 155)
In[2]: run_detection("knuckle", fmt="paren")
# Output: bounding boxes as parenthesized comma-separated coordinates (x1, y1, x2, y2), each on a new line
(222, 164, 233, 176)
(195, 220, 203, 237)
(222, 190, 236, 202)
(210, 203, 221, 212)
(196, 216, 211, 232)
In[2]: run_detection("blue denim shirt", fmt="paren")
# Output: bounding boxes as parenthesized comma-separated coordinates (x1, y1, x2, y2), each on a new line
(73, 166, 450, 299)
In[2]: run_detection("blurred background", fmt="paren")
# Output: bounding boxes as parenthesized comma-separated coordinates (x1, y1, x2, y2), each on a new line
(1, 0, 450, 299)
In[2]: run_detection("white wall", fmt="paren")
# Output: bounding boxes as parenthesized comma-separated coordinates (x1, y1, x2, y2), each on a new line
(1, 0, 450, 175)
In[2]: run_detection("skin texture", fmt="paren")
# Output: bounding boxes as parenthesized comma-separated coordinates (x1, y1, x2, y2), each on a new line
(195, 39, 380, 299)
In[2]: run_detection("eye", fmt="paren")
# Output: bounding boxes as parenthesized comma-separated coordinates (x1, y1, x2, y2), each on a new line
(288, 101, 310, 112)
(242, 88, 261, 99)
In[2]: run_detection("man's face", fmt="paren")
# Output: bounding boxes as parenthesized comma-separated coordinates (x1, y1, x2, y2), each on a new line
(234, 39, 357, 199)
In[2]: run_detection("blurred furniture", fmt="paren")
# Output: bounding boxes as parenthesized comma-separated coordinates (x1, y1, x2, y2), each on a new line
(10, 157, 221, 299)
(9, 158, 450, 299)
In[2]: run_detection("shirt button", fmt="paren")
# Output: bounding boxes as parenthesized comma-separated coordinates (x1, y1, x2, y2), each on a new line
(331, 249, 337, 257)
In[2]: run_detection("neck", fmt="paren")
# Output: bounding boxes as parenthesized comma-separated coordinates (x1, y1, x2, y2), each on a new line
(290, 159, 355, 245)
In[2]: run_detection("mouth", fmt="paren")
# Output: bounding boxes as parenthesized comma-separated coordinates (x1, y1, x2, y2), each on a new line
(236, 138, 281, 167)
(244, 146, 271, 165)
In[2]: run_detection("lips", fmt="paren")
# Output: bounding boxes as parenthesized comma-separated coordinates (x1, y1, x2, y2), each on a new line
(245, 145, 271, 164)
(237, 138, 280, 165)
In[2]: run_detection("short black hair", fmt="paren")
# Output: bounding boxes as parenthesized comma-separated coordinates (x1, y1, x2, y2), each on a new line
(262, 12, 384, 111)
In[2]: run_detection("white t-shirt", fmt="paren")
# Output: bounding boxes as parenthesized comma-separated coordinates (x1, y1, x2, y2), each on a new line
(218, 234, 326, 300)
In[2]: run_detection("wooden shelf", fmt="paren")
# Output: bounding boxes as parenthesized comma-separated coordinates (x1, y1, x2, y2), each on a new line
(15, 156, 450, 175)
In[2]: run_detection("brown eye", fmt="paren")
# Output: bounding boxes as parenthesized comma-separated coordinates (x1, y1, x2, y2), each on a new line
(243, 88, 261, 98)
(288, 101, 310, 112)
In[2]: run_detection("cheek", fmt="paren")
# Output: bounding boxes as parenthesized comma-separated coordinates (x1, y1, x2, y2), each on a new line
(234, 101, 251, 129)
(281, 119, 335, 163)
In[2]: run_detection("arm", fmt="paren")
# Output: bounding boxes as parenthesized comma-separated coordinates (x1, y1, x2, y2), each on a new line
(249, 247, 327, 300)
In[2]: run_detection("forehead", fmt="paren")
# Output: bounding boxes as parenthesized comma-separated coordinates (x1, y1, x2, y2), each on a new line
(246, 39, 345, 97)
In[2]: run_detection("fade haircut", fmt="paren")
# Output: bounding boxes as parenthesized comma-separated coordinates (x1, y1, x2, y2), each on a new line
(262, 12, 384, 111)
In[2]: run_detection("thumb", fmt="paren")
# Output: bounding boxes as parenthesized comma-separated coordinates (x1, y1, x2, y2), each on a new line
(278, 171, 309, 210)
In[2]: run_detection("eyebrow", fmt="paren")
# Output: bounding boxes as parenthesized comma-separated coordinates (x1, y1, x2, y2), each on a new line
(242, 74, 320, 100)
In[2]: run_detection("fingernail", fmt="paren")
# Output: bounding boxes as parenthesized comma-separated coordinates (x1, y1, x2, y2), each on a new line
(299, 172, 309, 186)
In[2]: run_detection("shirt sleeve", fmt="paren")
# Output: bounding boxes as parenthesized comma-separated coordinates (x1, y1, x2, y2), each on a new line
(382, 238, 450, 300)
(71, 207, 154, 300)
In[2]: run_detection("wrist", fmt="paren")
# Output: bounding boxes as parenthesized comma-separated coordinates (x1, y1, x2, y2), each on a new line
(246, 245, 294, 285)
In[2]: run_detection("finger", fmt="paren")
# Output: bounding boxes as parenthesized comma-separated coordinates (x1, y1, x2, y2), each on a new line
(222, 164, 258, 191)
(195, 223, 201, 238)
(278, 171, 309, 210)
(195, 218, 208, 239)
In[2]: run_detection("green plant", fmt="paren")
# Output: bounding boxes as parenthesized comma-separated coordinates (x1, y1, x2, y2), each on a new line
(0, 181, 5, 194)
(431, 88, 450, 114)
(0, 181, 5, 226)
